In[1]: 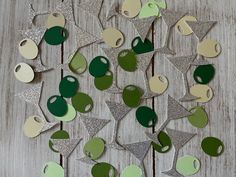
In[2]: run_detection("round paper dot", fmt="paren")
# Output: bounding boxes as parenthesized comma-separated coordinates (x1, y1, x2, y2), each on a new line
(122, 85, 143, 108)
(49, 130, 70, 153)
(102, 27, 124, 48)
(193, 64, 215, 84)
(46, 12, 65, 29)
(18, 38, 39, 60)
(197, 39, 221, 58)
(121, 165, 142, 177)
(188, 106, 208, 128)
(118, 49, 137, 72)
(131, 37, 154, 54)
(59, 75, 79, 98)
(94, 71, 113, 91)
(201, 137, 224, 157)
(71, 92, 94, 113)
(69, 52, 87, 74)
(91, 162, 116, 177)
(152, 131, 172, 153)
(121, 0, 141, 18)
(54, 104, 76, 122)
(44, 26, 69, 45)
(175, 16, 197, 36)
(84, 137, 105, 160)
(89, 56, 110, 77)
(176, 155, 201, 176)
(42, 161, 64, 177)
(23, 115, 45, 138)
(139, 1, 160, 19)
(14, 63, 35, 83)
(47, 95, 68, 117)
(136, 106, 158, 128)
(190, 84, 214, 103)
(149, 75, 168, 94)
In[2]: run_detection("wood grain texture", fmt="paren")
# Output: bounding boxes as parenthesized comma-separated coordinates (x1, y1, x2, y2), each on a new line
(0, 0, 235, 177)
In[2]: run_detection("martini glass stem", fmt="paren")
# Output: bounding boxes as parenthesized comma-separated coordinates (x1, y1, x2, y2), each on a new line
(140, 160, 146, 177)
(64, 157, 68, 177)
(111, 120, 119, 143)
(164, 26, 171, 48)
(183, 73, 189, 94)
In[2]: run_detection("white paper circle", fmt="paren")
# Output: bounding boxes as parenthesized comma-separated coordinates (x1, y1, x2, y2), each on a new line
(18, 38, 39, 60)
(14, 63, 35, 83)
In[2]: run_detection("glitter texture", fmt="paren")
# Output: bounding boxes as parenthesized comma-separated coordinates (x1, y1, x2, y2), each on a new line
(19, 27, 46, 45)
(56, 0, 75, 25)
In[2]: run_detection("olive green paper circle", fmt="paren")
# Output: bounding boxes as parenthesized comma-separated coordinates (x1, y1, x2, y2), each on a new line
(69, 52, 87, 74)
(193, 64, 215, 84)
(89, 56, 110, 77)
(152, 131, 172, 153)
(84, 137, 105, 160)
(44, 26, 69, 45)
(49, 130, 70, 153)
(14, 63, 35, 83)
(122, 85, 142, 108)
(54, 104, 76, 122)
(71, 92, 94, 113)
(201, 137, 224, 157)
(118, 49, 137, 72)
(47, 95, 68, 117)
(176, 155, 201, 176)
(91, 162, 116, 177)
(121, 165, 142, 177)
(188, 106, 208, 128)
(131, 36, 154, 54)
(18, 38, 39, 60)
(59, 75, 79, 98)
(42, 161, 64, 177)
(23, 115, 45, 138)
(136, 106, 157, 128)
(94, 71, 113, 91)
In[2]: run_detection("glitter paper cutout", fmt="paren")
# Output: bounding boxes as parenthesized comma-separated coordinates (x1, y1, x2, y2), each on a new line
(34, 55, 53, 73)
(19, 27, 46, 45)
(191, 55, 209, 66)
(27, 3, 49, 26)
(77, 156, 97, 165)
(106, 1, 119, 20)
(55, 0, 75, 25)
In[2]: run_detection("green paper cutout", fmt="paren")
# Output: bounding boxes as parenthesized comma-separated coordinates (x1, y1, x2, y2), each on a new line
(49, 130, 70, 153)
(122, 85, 143, 108)
(121, 165, 142, 177)
(136, 106, 158, 128)
(44, 26, 68, 45)
(176, 155, 201, 176)
(201, 137, 224, 157)
(188, 106, 208, 128)
(54, 104, 77, 122)
(193, 64, 215, 84)
(152, 131, 172, 153)
(139, 1, 160, 19)
(47, 95, 68, 117)
(84, 137, 105, 160)
(131, 37, 154, 54)
(42, 161, 64, 177)
(91, 162, 116, 177)
(71, 92, 94, 113)
(94, 71, 113, 91)
(118, 49, 137, 72)
(59, 75, 79, 98)
(69, 52, 87, 74)
(89, 56, 110, 77)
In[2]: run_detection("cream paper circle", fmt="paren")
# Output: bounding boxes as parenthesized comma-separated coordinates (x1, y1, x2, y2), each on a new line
(18, 38, 38, 60)
(46, 12, 65, 29)
(14, 62, 35, 83)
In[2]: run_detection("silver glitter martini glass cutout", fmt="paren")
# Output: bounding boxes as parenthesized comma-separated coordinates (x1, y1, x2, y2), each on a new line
(105, 101, 132, 150)
(106, 0, 119, 20)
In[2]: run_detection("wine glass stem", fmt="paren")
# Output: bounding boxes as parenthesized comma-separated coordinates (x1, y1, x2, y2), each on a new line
(164, 26, 171, 48)
(140, 160, 146, 177)
(112, 120, 119, 143)
(172, 149, 179, 170)
(64, 157, 68, 177)
(183, 73, 190, 94)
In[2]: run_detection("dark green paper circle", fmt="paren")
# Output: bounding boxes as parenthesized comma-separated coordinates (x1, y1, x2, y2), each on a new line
(71, 92, 94, 113)
(47, 95, 68, 117)
(188, 106, 208, 128)
(44, 26, 69, 45)
(152, 131, 172, 153)
(49, 130, 70, 153)
(193, 64, 215, 84)
(136, 106, 157, 127)
(83, 137, 105, 160)
(94, 71, 113, 91)
(201, 137, 224, 157)
(118, 49, 137, 72)
(59, 75, 79, 98)
(122, 85, 142, 108)
(131, 36, 154, 54)
(89, 56, 110, 77)
(91, 162, 116, 177)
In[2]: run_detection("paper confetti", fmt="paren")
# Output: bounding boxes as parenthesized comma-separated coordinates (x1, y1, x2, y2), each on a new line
(56, 0, 75, 25)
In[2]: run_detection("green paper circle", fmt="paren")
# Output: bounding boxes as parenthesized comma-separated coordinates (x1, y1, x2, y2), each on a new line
(94, 71, 113, 91)
(188, 106, 208, 128)
(91, 162, 116, 177)
(44, 26, 68, 45)
(59, 75, 79, 98)
(71, 92, 94, 113)
(121, 165, 142, 177)
(47, 95, 68, 117)
(84, 137, 105, 160)
(131, 37, 154, 54)
(54, 104, 77, 122)
(118, 49, 137, 72)
(193, 64, 215, 84)
(139, 1, 160, 19)
(42, 161, 64, 177)
(89, 56, 110, 77)
(122, 85, 142, 108)
(136, 106, 157, 127)
(69, 52, 87, 74)
(201, 137, 224, 157)
(49, 130, 70, 153)
(176, 155, 201, 176)
(152, 131, 172, 153)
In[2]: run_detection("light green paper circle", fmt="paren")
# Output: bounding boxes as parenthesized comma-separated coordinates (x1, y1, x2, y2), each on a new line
(54, 104, 77, 122)
(42, 161, 64, 177)
(69, 52, 87, 74)
(139, 1, 160, 19)
(121, 165, 142, 177)
(176, 155, 201, 176)
(83, 137, 105, 160)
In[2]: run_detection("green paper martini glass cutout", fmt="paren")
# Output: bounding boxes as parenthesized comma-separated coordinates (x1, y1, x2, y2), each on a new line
(49, 130, 70, 153)
(193, 64, 215, 84)
(122, 85, 143, 108)
(131, 37, 154, 54)
(83, 137, 105, 160)
(188, 106, 208, 128)
(69, 52, 87, 74)
(121, 165, 142, 177)
(42, 161, 64, 177)
(136, 106, 158, 128)
(91, 162, 116, 177)
(44, 26, 68, 45)
(94, 71, 113, 91)
(89, 56, 110, 77)
(54, 104, 76, 122)
(71, 92, 94, 113)
(152, 131, 172, 153)
(118, 49, 137, 72)
(47, 95, 68, 117)
(59, 75, 79, 98)
(201, 137, 224, 157)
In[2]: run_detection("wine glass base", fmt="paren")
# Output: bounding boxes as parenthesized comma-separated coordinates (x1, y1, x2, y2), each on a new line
(162, 168, 183, 177)
(179, 93, 198, 102)
(107, 141, 125, 150)
(156, 46, 176, 55)
(106, 84, 122, 94)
